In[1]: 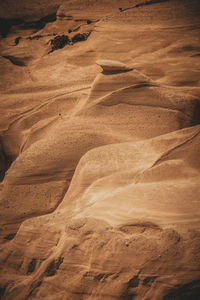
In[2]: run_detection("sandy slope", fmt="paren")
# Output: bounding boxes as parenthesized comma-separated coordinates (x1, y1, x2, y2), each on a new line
(0, 0, 200, 299)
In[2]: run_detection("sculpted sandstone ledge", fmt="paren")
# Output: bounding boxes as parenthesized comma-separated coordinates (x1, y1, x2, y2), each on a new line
(96, 59, 133, 72)
(0, 0, 200, 299)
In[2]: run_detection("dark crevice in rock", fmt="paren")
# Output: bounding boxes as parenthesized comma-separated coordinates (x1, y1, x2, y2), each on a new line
(40, 13, 57, 23)
(15, 36, 21, 45)
(163, 279, 200, 300)
(0, 12, 57, 38)
(142, 276, 158, 286)
(135, 0, 170, 8)
(94, 273, 114, 282)
(57, 14, 73, 20)
(94, 273, 105, 281)
(27, 258, 37, 274)
(0, 18, 23, 37)
(191, 100, 200, 125)
(121, 293, 137, 300)
(0, 139, 13, 181)
(119, 0, 170, 12)
(3, 55, 25, 66)
(49, 35, 70, 53)
(18, 12, 57, 32)
(27, 33, 56, 41)
(127, 275, 140, 288)
(45, 257, 64, 276)
(191, 53, 200, 57)
(48, 32, 91, 53)
(17, 13, 56, 31)
(3, 233, 16, 241)
(27, 35, 43, 41)
(25, 280, 42, 300)
(102, 69, 133, 75)
(0, 286, 6, 299)
(120, 275, 140, 299)
(72, 32, 90, 43)
(72, 25, 81, 32)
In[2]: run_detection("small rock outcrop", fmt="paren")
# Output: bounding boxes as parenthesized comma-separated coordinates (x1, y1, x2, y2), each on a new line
(96, 59, 132, 72)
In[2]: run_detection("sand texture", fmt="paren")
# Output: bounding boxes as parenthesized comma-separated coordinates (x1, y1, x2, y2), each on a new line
(0, 0, 200, 299)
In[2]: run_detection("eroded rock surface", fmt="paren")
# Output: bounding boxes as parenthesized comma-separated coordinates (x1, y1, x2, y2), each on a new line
(0, 0, 200, 299)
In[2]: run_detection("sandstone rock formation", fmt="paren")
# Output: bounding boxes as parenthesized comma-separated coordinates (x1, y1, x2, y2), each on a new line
(96, 59, 132, 72)
(0, 0, 200, 299)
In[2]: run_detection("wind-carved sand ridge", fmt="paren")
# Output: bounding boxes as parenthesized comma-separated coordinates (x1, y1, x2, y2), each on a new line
(0, 0, 200, 299)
